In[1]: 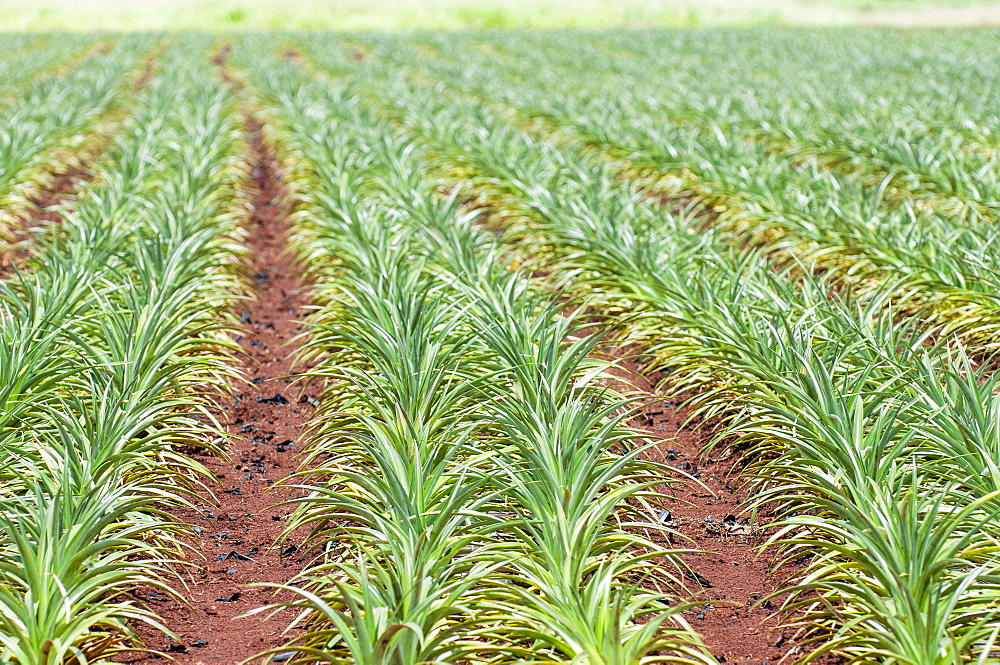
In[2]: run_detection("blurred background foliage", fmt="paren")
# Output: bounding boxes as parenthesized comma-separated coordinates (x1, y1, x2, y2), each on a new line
(1, 0, 999, 31)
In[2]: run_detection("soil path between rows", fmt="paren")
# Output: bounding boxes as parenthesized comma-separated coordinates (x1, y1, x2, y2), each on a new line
(600, 358, 805, 665)
(464, 185, 812, 660)
(0, 49, 159, 277)
(0, 163, 93, 276)
(118, 115, 314, 664)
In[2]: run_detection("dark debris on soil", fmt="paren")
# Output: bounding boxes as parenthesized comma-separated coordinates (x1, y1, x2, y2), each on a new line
(113, 113, 315, 664)
(602, 355, 820, 664)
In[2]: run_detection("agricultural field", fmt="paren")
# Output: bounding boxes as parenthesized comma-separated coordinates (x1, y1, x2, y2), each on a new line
(1, 26, 1000, 665)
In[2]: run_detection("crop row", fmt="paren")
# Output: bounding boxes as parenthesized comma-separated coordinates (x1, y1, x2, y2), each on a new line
(0, 35, 104, 107)
(0, 39, 247, 663)
(274, 37, 1000, 663)
(404, 30, 1000, 211)
(1, 31, 997, 665)
(0, 35, 159, 255)
(318, 35, 1000, 355)
(232, 44, 720, 664)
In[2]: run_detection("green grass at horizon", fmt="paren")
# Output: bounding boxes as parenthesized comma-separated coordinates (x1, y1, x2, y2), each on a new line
(2, 0, 1000, 31)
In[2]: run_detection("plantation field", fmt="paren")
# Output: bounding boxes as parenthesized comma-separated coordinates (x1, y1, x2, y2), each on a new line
(1, 28, 1000, 665)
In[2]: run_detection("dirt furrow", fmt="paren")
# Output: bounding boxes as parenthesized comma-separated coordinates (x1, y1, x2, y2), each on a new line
(0, 51, 159, 277)
(642, 406, 800, 665)
(0, 164, 92, 276)
(118, 117, 313, 665)
(603, 357, 807, 665)
(467, 188, 809, 661)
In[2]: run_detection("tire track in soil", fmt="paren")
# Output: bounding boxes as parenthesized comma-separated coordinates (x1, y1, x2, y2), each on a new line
(604, 358, 816, 665)
(115, 117, 315, 664)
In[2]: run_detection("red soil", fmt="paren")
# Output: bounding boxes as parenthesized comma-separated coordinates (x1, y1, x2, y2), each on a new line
(605, 357, 813, 664)
(0, 165, 89, 275)
(115, 116, 314, 664)
(0, 51, 158, 276)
